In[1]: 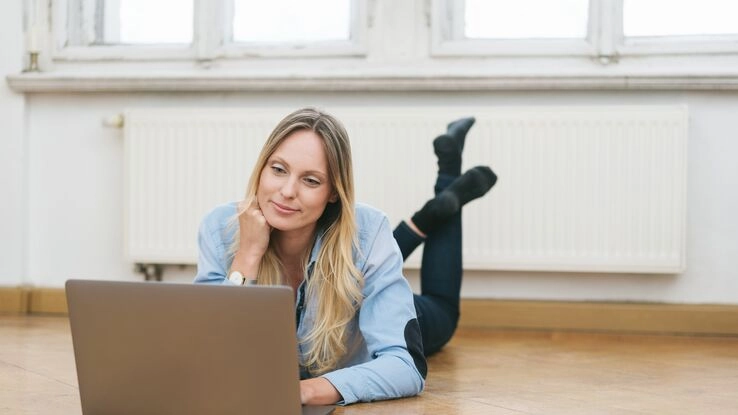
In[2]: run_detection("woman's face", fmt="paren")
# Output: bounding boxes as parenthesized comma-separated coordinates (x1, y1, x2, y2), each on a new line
(257, 129, 336, 235)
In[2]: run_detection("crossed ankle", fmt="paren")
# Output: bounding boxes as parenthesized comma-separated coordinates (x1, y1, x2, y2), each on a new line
(444, 166, 497, 207)
(412, 167, 496, 234)
(411, 192, 460, 235)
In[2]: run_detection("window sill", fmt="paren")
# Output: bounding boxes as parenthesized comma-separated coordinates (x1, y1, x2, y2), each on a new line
(7, 70, 738, 93)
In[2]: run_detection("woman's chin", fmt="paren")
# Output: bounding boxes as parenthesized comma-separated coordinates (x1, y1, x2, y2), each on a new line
(264, 216, 319, 235)
(262, 215, 293, 232)
(269, 223, 288, 232)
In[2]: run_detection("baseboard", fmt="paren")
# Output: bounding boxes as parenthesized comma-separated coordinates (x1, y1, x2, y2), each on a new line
(0, 287, 30, 314)
(2, 287, 737, 336)
(460, 299, 738, 336)
(0, 286, 67, 314)
(27, 288, 69, 314)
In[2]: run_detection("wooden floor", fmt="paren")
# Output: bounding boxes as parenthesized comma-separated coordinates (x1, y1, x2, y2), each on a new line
(2, 316, 738, 414)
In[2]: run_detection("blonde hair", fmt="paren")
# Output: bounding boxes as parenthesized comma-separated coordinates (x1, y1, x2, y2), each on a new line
(231, 108, 363, 375)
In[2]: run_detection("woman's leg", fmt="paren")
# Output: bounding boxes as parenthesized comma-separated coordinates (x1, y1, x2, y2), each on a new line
(410, 173, 463, 355)
(392, 117, 475, 260)
(392, 117, 497, 356)
(409, 168, 495, 355)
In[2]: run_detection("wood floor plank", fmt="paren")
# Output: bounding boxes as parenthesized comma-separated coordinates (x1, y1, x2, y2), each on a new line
(0, 360, 81, 415)
(2, 317, 738, 414)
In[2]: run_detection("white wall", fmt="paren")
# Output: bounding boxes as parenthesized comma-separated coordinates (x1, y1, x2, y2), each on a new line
(13, 91, 738, 305)
(2, 3, 738, 304)
(0, 1, 26, 287)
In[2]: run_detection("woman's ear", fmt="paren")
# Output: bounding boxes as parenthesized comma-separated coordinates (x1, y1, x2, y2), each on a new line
(329, 192, 339, 203)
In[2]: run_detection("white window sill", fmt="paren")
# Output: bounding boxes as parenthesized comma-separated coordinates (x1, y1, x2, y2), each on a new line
(8, 71, 738, 93)
(7, 54, 738, 92)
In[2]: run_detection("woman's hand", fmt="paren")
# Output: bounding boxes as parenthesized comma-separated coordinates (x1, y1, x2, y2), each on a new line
(299, 377, 341, 405)
(230, 200, 271, 277)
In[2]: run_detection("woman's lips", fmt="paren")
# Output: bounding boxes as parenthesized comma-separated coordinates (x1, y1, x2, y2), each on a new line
(271, 201, 299, 214)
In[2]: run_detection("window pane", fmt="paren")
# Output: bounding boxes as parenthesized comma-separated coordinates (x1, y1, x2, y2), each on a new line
(104, 0, 193, 44)
(464, 0, 588, 39)
(624, 0, 738, 37)
(233, 0, 350, 43)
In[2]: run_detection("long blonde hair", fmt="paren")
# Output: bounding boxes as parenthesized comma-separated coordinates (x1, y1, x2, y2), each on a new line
(231, 108, 363, 375)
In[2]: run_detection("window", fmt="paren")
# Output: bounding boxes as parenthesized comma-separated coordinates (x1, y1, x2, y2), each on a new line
(433, 0, 596, 56)
(11, 0, 738, 91)
(620, 0, 738, 55)
(110, 0, 193, 44)
(63, 0, 194, 47)
(55, 0, 364, 59)
(232, 0, 351, 43)
(464, 0, 589, 40)
(433, 0, 738, 58)
(624, 0, 738, 37)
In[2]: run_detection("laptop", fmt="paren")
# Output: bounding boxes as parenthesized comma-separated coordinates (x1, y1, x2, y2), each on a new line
(65, 279, 335, 415)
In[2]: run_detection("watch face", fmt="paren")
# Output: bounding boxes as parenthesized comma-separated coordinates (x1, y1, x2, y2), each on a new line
(229, 271, 244, 285)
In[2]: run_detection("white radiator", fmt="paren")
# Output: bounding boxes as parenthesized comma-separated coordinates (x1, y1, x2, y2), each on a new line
(124, 106, 687, 273)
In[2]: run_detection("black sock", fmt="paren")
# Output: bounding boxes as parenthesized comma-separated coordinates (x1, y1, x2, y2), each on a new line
(411, 166, 497, 234)
(445, 166, 497, 207)
(433, 134, 462, 176)
(433, 117, 476, 176)
(446, 117, 475, 152)
(411, 191, 460, 235)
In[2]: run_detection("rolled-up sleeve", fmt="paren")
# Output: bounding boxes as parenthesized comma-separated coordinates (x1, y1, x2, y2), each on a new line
(322, 216, 426, 404)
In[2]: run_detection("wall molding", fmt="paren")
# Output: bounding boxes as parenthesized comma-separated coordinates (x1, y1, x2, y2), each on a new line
(2, 287, 737, 336)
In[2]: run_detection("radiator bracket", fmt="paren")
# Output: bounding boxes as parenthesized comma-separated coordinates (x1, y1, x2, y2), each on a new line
(135, 263, 163, 281)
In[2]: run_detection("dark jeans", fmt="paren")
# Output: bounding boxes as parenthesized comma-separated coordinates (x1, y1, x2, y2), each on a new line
(393, 174, 462, 356)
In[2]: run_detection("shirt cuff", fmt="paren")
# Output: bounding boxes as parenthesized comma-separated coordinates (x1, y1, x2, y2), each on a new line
(320, 370, 363, 405)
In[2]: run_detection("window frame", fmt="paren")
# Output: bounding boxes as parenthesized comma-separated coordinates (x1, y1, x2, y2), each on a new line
(618, 0, 738, 56)
(432, 0, 607, 58)
(432, 0, 738, 60)
(50, 0, 367, 62)
(11, 0, 738, 92)
(619, 34, 738, 57)
(222, 0, 367, 58)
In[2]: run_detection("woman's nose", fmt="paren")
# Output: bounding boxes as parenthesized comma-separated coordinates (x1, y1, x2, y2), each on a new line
(280, 178, 297, 198)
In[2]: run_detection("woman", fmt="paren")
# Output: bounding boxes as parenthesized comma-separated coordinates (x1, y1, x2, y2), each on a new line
(195, 108, 496, 405)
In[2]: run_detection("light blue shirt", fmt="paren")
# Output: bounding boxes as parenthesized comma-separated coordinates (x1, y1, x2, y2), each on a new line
(194, 202, 426, 404)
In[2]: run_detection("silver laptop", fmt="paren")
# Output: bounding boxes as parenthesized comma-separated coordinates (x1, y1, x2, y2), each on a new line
(66, 279, 335, 415)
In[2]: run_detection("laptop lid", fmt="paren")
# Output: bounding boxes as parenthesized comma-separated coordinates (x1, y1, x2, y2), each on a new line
(66, 279, 334, 415)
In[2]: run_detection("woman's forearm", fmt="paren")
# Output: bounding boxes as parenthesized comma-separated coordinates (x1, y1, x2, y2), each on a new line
(299, 377, 341, 405)
(228, 250, 261, 279)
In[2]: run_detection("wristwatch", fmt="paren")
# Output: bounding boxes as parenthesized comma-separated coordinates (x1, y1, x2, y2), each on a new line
(228, 270, 257, 285)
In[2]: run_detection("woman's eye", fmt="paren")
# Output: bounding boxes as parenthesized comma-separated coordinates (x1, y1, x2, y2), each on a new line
(304, 177, 321, 186)
(271, 165, 286, 174)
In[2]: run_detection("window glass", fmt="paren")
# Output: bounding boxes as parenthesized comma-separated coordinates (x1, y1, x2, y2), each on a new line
(232, 0, 351, 43)
(464, 0, 589, 39)
(103, 0, 193, 44)
(624, 0, 738, 37)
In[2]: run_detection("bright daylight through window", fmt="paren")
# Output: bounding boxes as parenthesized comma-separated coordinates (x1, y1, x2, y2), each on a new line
(623, 0, 738, 37)
(232, 0, 350, 43)
(102, 0, 193, 44)
(463, 0, 588, 39)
